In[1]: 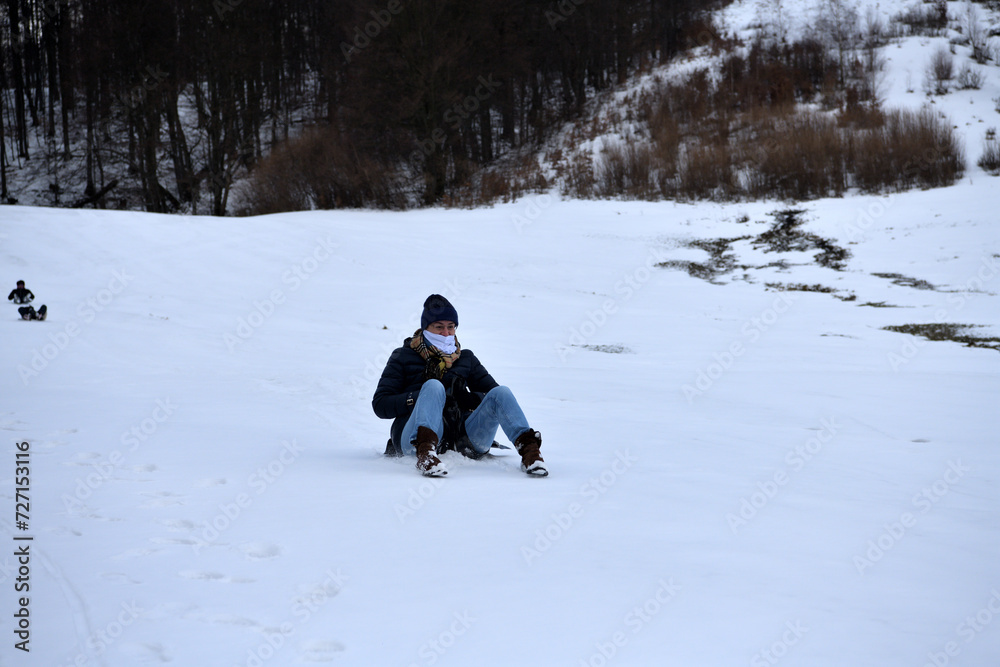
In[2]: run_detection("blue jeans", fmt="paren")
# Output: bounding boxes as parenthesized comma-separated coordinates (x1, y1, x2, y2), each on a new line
(400, 380, 531, 456)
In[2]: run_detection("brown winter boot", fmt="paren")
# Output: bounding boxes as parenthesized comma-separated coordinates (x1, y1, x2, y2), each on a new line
(514, 429, 548, 477)
(414, 426, 447, 477)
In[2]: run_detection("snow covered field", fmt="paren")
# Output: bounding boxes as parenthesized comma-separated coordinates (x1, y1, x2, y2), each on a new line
(4, 180, 999, 667)
(3, 1, 1000, 666)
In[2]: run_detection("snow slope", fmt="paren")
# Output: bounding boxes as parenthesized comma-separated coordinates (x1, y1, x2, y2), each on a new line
(3, 177, 1000, 667)
(3, 2, 1000, 666)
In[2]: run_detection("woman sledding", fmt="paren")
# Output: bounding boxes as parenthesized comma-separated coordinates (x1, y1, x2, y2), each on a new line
(372, 294, 548, 478)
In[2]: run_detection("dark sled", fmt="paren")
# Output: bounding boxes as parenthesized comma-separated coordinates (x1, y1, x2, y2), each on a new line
(384, 436, 509, 459)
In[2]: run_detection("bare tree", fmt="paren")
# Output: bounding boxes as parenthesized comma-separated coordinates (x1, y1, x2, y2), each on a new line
(860, 6, 887, 105)
(4, 0, 30, 158)
(755, 0, 789, 46)
(813, 0, 860, 86)
(964, 3, 989, 64)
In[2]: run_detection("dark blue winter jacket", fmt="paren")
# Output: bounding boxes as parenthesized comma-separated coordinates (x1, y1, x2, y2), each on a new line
(8, 287, 34, 304)
(372, 337, 498, 450)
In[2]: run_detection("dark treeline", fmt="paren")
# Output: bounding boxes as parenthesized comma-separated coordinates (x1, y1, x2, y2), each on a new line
(1, 0, 717, 212)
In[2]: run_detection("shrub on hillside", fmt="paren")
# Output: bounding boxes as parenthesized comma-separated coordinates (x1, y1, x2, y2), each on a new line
(442, 153, 548, 207)
(237, 127, 406, 215)
(678, 141, 736, 200)
(894, 1, 948, 36)
(591, 99, 964, 201)
(595, 141, 657, 199)
(925, 47, 954, 96)
(623, 40, 965, 202)
(853, 109, 965, 191)
(956, 63, 986, 90)
(978, 130, 1000, 175)
(743, 111, 848, 200)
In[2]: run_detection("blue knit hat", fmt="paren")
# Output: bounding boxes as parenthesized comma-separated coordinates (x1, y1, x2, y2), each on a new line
(421, 294, 458, 329)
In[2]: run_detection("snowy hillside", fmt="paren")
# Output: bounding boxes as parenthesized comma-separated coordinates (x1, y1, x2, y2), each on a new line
(3, 1, 1000, 666)
(4, 179, 1000, 667)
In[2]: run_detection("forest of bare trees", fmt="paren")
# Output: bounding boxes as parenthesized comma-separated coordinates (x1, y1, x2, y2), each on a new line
(0, 0, 714, 213)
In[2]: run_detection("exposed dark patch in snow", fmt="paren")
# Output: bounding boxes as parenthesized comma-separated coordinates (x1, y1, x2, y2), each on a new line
(872, 273, 938, 291)
(883, 323, 1000, 352)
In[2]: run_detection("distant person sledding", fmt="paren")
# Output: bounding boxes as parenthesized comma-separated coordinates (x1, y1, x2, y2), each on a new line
(8, 280, 47, 321)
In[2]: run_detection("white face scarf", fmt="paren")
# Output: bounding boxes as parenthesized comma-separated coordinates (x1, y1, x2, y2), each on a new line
(423, 329, 457, 354)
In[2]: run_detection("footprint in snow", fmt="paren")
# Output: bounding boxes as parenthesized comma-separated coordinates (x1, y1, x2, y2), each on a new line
(179, 570, 227, 581)
(0, 418, 29, 432)
(112, 547, 162, 561)
(160, 518, 197, 532)
(300, 640, 346, 662)
(256, 378, 309, 395)
(208, 614, 260, 628)
(151, 536, 199, 546)
(178, 570, 255, 583)
(120, 642, 172, 663)
(195, 478, 228, 487)
(292, 576, 344, 607)
(63, 451, 102, 465)
(139, 491, 185, 508)
(239, 542, 282, 560)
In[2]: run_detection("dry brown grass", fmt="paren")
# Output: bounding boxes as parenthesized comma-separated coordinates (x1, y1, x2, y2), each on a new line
(595, 142, 658, 199)
(678, 141, 736, 200)
(979, 130, 1000, 175)
(740, 111, 848, 200)
(854, 108, 965, 191)
(442, 153, 549, 208)
(238, 126, 406, 214)
(568, 35, 965, 202)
